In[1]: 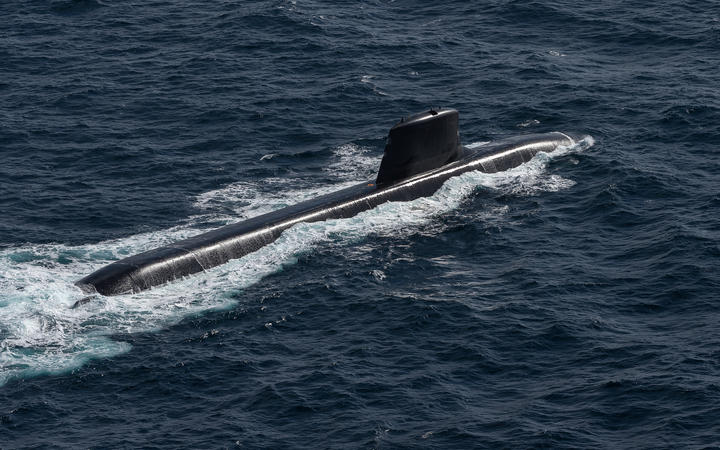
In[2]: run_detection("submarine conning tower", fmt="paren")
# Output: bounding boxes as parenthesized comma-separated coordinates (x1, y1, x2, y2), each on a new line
(376, 108, 463, 185)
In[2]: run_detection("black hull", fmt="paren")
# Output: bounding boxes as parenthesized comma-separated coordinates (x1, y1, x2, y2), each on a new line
(75, 132, 576, 298)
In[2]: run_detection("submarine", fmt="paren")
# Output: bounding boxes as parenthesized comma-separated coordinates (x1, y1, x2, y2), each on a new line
(75, 108, 581, 301)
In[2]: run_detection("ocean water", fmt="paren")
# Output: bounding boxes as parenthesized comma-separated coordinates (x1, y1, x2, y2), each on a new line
(1, 0, 718, 448)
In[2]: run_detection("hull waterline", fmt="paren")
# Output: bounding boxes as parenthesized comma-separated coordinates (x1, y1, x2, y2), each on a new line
(75, 131, 578, 299)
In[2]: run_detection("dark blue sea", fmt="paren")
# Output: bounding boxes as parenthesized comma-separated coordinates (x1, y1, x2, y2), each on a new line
(1, 0, 719, 448)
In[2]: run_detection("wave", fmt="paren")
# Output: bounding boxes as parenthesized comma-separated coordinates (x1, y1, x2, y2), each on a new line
(0, 136, 593, 387)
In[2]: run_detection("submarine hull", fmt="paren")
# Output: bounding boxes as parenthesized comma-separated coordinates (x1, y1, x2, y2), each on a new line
(76, 132, 577, 297)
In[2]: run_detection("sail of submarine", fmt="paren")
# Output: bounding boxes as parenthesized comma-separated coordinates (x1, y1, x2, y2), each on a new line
(75, 108, 583, 300)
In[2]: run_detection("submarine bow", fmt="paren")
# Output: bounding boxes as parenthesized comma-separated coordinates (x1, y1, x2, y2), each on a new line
(76, 108, 579, 299)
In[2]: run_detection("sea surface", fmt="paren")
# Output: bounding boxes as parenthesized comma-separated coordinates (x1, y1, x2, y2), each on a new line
(1, 0, 719, 448)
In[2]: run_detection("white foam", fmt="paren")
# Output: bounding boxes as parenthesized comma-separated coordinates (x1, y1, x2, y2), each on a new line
(359, 74, 388, 96)
(464, 141, 491, 149)
(192, 143, 377, 220)
(517, 119, 540, 128)
(0, 136, 593, 386)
